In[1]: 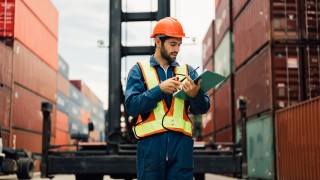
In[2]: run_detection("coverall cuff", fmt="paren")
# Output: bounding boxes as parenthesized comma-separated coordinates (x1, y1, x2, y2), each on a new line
(149, 85, 165, 102)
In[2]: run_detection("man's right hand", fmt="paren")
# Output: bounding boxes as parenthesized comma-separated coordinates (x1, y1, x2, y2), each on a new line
(159, 77, 181, 94)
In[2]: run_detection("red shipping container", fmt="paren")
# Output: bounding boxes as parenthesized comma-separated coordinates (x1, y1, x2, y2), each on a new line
(70, 80, 102, 107)
(81, 108, 91, 125)
(276, 96, 320, 179)
(11, 84, 56, 135)
(1, 129, 10, 148)
(301, 0, 320, 40)
(0, 42, 13, 88)
(215, 127, 233, 143)
(0, 86, 11, 130)
(234, 0, 300, 69)
(14, 0, 58, 71)
(232, 0, 249, 19)
(55, 129, 69, 147)
(0, 0, 15, 37)
(21, 0, 58, 38)
(215, 0, 221, 10)
(304, 45, 320, 99)
(13, 40, 57, 102)
(234, 44, 303, 121)
(56, 110, 69, 132)
(57, 73, 69, 97)
(215, 0, 230, 48)
(214, 78, 232, 130)
(10, 128, 42, 154)
(201, 96, 214, 142)
(202, 20, 214, 66)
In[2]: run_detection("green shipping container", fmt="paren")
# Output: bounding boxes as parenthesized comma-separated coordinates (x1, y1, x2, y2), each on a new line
(214, 31, 233, 79)
(247, 114, 274, 179)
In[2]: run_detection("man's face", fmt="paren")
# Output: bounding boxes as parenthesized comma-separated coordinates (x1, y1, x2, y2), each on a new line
(160, 37, 182, 62)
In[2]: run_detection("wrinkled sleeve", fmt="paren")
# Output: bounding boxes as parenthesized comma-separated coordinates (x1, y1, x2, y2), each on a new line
(125, 64, 165, 117)
(188, 66, 210, 115)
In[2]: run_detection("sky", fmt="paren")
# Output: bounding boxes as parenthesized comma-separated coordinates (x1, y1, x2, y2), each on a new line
(51, 0, 215, 109)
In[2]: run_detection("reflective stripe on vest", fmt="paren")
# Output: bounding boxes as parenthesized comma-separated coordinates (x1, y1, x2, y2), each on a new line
(132, 60, 192, 139)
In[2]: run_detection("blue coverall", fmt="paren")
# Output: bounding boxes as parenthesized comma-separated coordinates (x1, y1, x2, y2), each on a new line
(125, 56, 210, 180)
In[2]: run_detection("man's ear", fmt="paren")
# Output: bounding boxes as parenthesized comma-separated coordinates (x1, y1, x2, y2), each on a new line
(154, 37, 161, 48)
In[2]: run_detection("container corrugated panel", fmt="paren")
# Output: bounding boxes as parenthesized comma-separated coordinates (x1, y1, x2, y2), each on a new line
(0, 86, 11, 130)
(234, 46, 272, 121)
(57, 73, 69, 97)
(232, 0, 249, 19)
(215, 0, 230, 48)
(56, 110, 69, 132)
(81, 108, 91, 125)
(58, 55, 69, 79)
(10, 128, 42, 154)
(214, 31, 232, 78)
(301, 0, 319, 40)
(215, 127, 232, 143)
(276, 96, 320, 179)
(12, 84, 56, 135)
(234, 0, 270, 70)
(57, 91, 68, 114)
(82, 96, 92, 113)
(13, 40, 57, 102)
(0, 0, 15, 37)
(14, 0, 58, 71)
(202, 20, 214, 65)
(214, 78, 232, 130)
(70, 80, 102, 107)
(21, 0, 58, 39)
(69, 83, 82, 105)
(1, 129, 10, 148)
(0, 42, 13, 88)
(304, 45, 320, 99)
(201, 96, 214, 142)
(68, 100, 81, 120)
(247, 113, 274, 179)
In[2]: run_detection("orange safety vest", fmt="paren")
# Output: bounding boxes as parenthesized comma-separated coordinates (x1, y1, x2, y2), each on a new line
(132, 60, 193, 139)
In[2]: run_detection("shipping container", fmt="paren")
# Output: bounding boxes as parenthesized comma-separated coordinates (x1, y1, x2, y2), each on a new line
(70, 80, 102, 107)
(11, 84, 56, 135)
(234, 44, 303, 121)
(1, 129, 10, 148)
(247, 113, 274, 179)
(232, 0, 249, 19)
(201, 96, 214, 142)
(214, 78, 232, 130)
(13, 40, 57, 102)
(55, 129, 69, 147)
(81, 108, 91, 125)
(57, 73, 69, 96)
(58, 55, 69, 79)
(67, 100, 81, 120)
(276, 96, 320, 179)
(57, 91, 68, 114)
(215, 127, 233, 143)
(21, 0, 58, 38)
(69, 83, 82, 105)
(301, 0, 320, 40)
(304, 44, 320, 99)
(202, 20, 214, 66)
(214, 31, 233, 78)
(234, 0, 301, 69)
(215, 0, 221, 11)
(13, 0, 58, 70)
(215, 0, 230, 48)
(0, 85, 11, 130)
(10, 128, 42, 154)
(0, 0, 15, 37)
(56, 110, 69, 132)
(0, 42, 13, 88)
(68, 118, 80, 134)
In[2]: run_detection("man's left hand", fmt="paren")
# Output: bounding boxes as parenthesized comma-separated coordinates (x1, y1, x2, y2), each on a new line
(182, 75, 202, 99)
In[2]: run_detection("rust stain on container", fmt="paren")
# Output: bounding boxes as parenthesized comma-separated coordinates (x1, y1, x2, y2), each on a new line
(234, 0, 301, 69)
(14, 0, 58, 71)
(276, 96, 320, 179)
(57, 73, 69, 97)
(215, 127, 233, 143)
(304, 45, 320, 99)
(10, 128, 42, 154)
(0, 86, 11, 130)
(214, 78, 232, 130)
(215, 0, 230, 48)
(21, 0, 58, 38)
(12, 84, 56, 135)
(202, 20, 214, 66)
(0, 42, 13, 88)
(13, 40, 57, 102)
(56, 110, 69, 132)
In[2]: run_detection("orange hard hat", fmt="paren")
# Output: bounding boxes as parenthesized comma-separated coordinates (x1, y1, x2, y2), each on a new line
(150, 17, 187, 38)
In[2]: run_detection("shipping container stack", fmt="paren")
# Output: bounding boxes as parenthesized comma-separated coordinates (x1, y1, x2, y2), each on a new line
(1, 0, 59, 171)
(201, 20, 215, 142)
(231, 0, 320, 179)
(70, 80, 105, 142)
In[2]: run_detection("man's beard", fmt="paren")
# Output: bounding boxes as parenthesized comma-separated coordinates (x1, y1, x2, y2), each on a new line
(160, 46, 177, 63)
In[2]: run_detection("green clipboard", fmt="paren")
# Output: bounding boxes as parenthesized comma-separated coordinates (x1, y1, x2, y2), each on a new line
(173, 70, 226, 100)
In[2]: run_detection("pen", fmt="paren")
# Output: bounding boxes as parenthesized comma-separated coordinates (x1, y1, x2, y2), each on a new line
(180, 66, 200, 82)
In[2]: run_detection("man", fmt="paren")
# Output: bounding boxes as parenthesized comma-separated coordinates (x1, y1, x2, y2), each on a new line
(125, 17, 210, 180)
